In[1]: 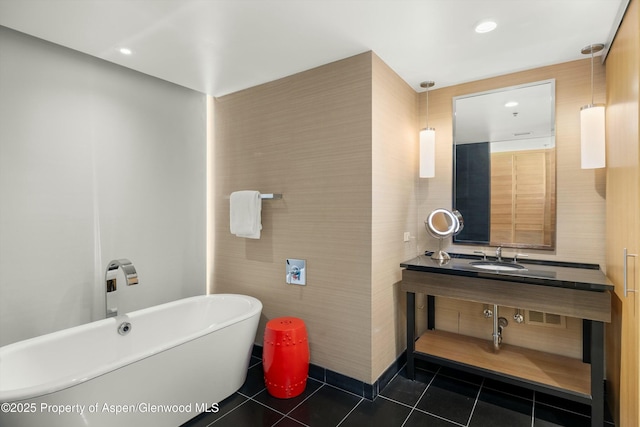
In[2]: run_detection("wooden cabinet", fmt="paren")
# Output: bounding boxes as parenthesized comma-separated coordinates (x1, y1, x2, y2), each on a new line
(605, 0, 639, 425)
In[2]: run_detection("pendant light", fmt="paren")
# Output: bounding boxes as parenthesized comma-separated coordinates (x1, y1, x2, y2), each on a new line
(420, 81, 435, 178)
(580, 43, 605, 169)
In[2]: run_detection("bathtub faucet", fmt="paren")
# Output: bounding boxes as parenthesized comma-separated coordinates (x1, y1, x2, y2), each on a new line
(105, 259, 138, 318)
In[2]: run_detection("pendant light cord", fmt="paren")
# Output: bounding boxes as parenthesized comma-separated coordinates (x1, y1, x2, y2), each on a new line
(590, 45, 594, 106)
(420, 81, 435, 129)
(426, 87, 430, 128)
(581, 43, 603, 107)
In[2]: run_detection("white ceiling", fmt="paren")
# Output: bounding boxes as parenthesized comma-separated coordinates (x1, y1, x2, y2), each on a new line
(0, 0, 628, 97)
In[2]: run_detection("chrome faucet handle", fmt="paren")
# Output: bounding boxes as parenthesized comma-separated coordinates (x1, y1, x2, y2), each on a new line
(495, 246, 502, 262)
(513, 253, 528, 263)
(473, 250, 487, 260)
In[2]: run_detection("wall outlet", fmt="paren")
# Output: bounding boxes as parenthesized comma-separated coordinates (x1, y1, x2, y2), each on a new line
(403, 232, 411, 242)
(286, 259, 306, 285)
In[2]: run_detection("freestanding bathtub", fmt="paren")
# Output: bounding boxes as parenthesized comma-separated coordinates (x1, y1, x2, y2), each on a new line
(0, 294, 262, 427)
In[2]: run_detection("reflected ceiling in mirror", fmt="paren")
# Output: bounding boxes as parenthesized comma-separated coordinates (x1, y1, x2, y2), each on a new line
(452, 80, 556, 250)
(454, 80, 555, 145)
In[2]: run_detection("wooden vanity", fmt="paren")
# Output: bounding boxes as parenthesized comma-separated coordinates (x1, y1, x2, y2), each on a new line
(400, 255, 613, 427)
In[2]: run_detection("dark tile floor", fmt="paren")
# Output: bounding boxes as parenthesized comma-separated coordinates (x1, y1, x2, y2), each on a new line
(183, 357, 614, 427)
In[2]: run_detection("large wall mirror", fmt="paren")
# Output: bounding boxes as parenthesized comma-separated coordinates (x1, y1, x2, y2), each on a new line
(452, 79, 556, 250)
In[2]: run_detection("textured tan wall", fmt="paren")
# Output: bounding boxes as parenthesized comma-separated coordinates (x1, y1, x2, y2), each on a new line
(371, 54, 418, 381)
(214, 51, 421, 383)
(213, 52, 375, 382)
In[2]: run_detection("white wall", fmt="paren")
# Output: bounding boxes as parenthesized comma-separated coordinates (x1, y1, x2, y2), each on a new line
(0, 27, 206, 346)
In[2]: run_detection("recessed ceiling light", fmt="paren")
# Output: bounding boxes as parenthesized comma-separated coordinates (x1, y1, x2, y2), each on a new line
(505, 101, 518, 107)
(475, 20, 497, 34)
(119, 48, 133, 55)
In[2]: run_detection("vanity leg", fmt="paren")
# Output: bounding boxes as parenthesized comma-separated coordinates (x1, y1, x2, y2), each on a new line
(427, 295, 435, 330)
(582, 319, 591, 363)
(590, 320, 604, 427)
(406, 292, 416, 380)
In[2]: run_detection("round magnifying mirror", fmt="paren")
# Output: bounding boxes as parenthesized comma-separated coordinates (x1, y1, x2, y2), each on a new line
(425, 209, 464, 262)
(426, 209, 459, 238)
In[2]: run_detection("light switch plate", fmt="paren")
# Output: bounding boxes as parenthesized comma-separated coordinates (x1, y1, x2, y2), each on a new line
(286, 259, 306, 285)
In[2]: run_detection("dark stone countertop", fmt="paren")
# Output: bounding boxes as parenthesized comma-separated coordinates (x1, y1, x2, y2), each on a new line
(400, 253, 613, 292)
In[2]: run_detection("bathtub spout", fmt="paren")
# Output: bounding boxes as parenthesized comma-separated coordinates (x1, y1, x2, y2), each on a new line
(105, 259, 138, 318)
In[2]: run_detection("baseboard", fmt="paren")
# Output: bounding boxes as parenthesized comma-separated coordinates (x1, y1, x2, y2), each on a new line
(252, 344, 405, 400)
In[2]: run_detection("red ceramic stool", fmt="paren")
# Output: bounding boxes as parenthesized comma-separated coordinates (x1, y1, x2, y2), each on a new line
(263, 317, 309, 398)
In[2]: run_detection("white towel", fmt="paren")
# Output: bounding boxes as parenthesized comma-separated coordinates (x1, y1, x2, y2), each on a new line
(230, 191, 262, 239)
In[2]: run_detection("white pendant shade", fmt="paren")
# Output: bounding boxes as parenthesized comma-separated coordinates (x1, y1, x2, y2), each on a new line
(580, 105, 605, 169)
(420, 128, 435, 178)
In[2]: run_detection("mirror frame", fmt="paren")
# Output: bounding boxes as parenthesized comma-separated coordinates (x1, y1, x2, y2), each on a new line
(451, 79, 556, 250)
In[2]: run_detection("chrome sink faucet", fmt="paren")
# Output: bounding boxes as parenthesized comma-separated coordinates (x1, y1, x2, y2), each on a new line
(496, 246, 503, 262)
(513, 253, 528, 264)
(105, 259, 138, 318)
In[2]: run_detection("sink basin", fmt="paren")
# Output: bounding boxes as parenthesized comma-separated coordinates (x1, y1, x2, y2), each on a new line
(470, 261, 527, 271)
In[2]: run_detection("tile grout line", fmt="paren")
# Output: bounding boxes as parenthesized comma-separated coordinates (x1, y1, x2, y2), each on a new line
(413, 410, 467, 427)
(278, 416, 310, 427)
(203, 394, 251, 427)
(335, 396, 365, 426)
(534, 399, 593, 419)
(246, 393, 288, 417)
(378, 386, 473, 425)
(404, 374, 468, 427)
(383, 362, 407, 391)
(400, 365, 440, 427)
(531, 391, 536, 427)
(274, 382, 325, 426)
(323, 381, 371, 400)
(465, 377, 484, 427)
(378, 394, 418, 410)
(241, 385, 317, 427)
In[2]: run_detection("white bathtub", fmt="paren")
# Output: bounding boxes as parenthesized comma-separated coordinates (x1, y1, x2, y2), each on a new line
(0, 294, 262, 427)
